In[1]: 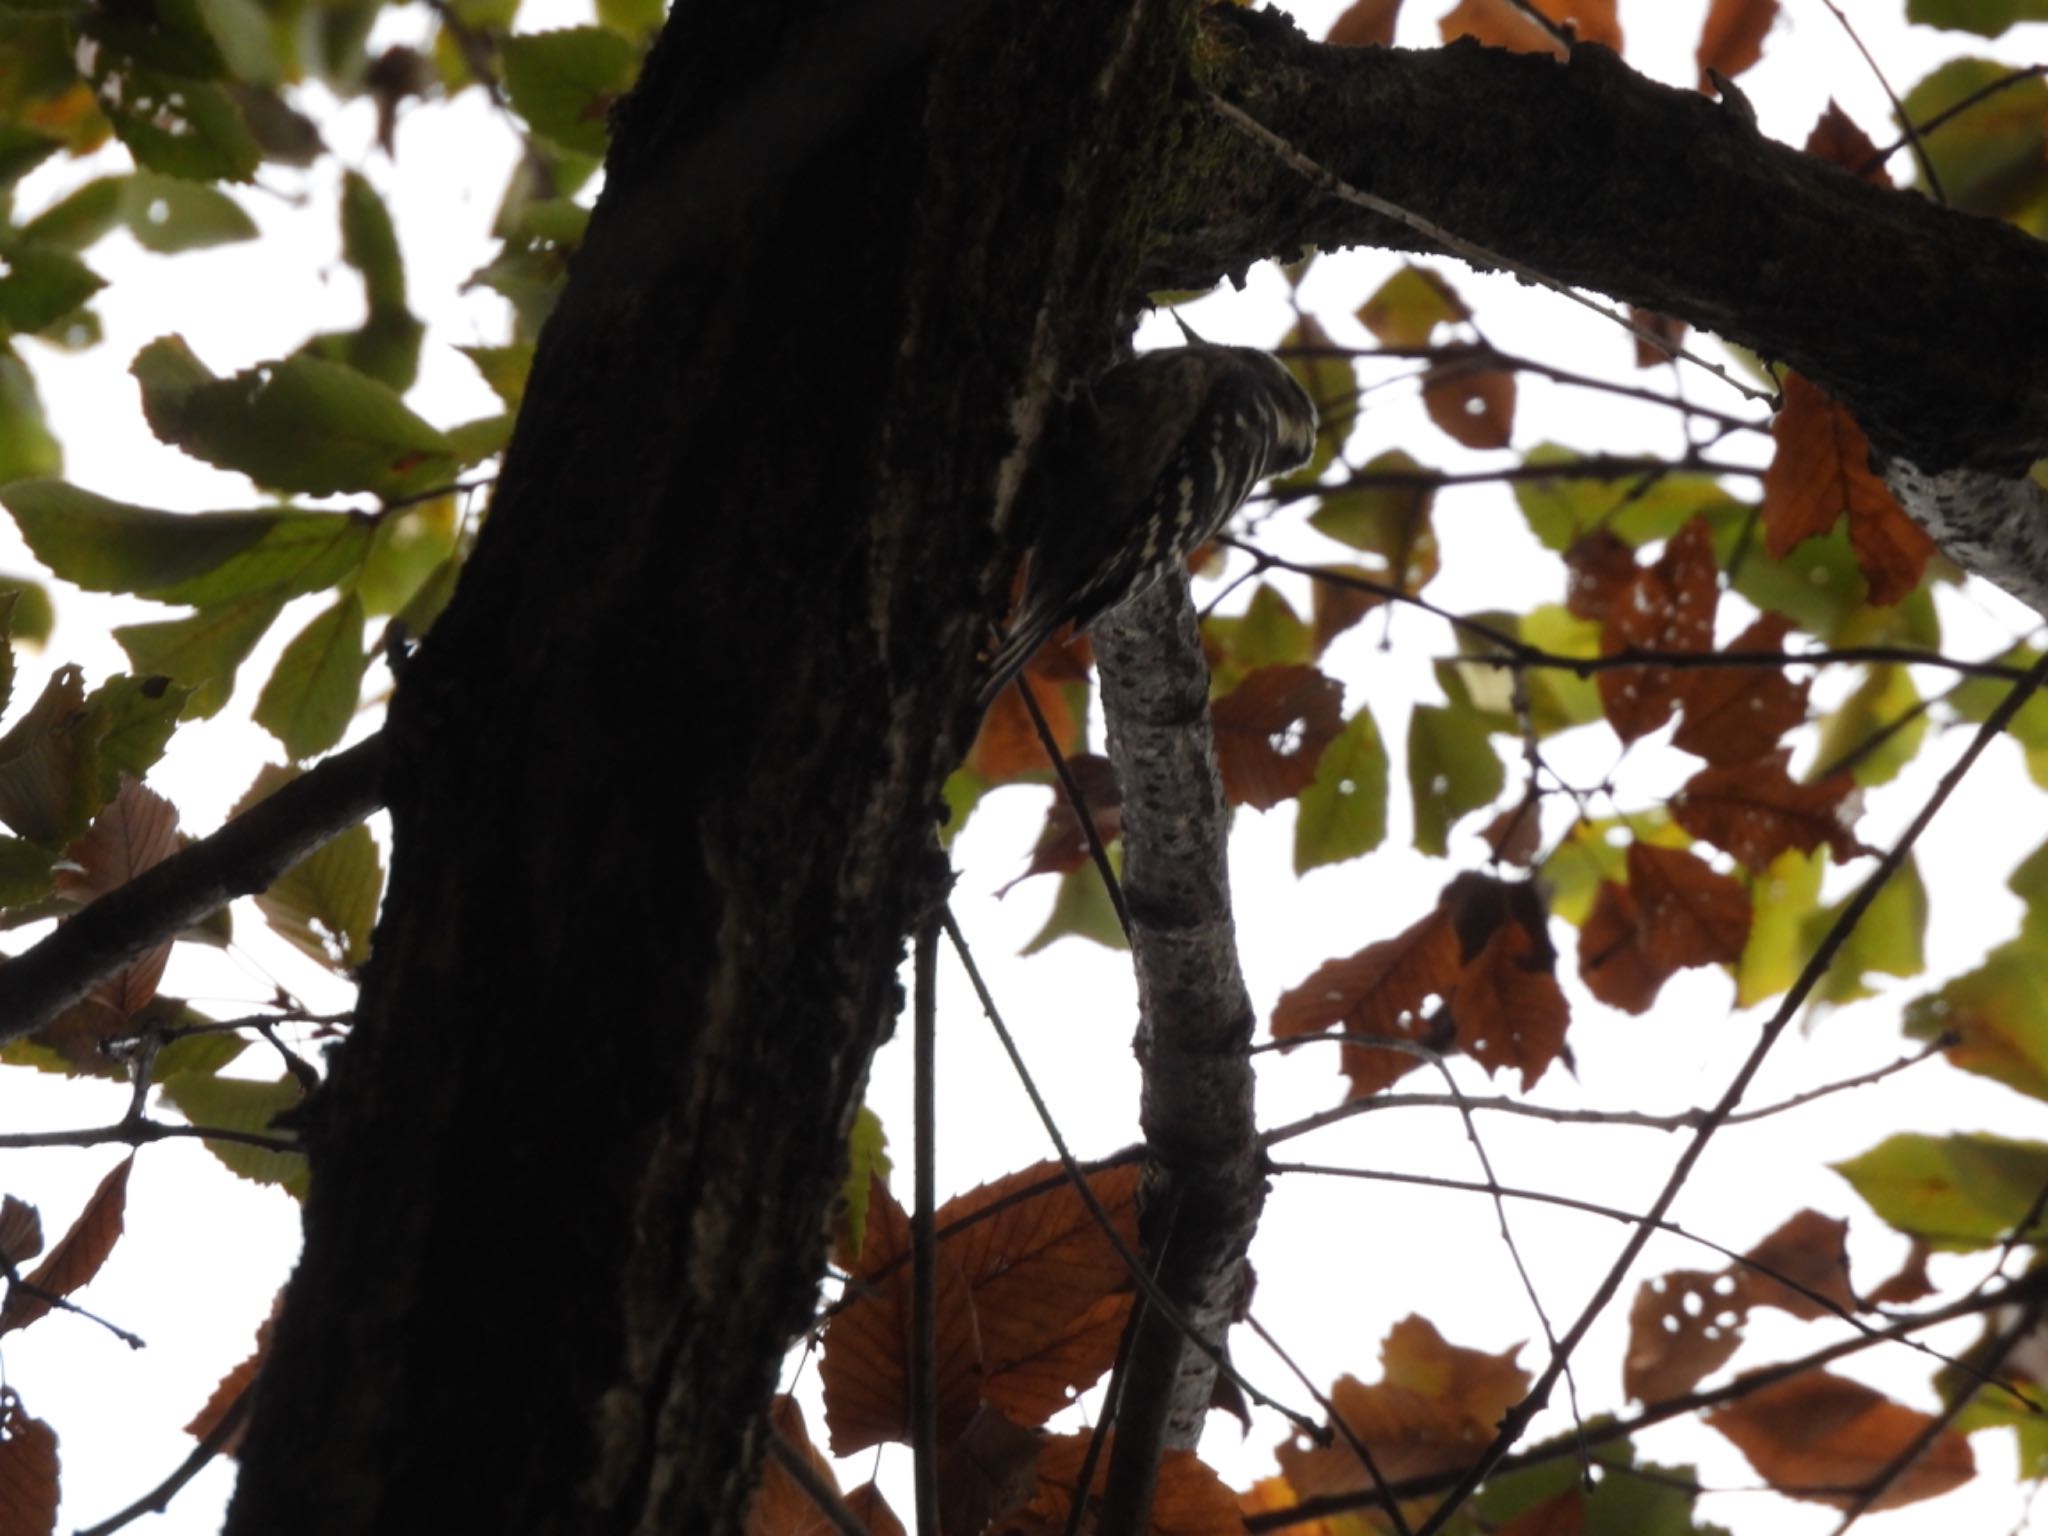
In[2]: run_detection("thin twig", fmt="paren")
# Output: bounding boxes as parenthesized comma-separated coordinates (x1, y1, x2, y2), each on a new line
(1248, 1313, 1414, 1536)
(1813, 0, 1944, 201)
(764, 1424, 873, 1536)
(1015, 679, 1133, 942)
(75, 1383, 252, 1536)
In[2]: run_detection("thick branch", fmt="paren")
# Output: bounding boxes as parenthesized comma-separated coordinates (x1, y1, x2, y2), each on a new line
(1093, 576, 1265, 1532)
(0, 735, 387, 1041)
(1164, 7, 2048, 474)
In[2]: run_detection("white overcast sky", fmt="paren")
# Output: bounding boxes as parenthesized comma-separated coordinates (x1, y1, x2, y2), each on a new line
(3, 2, 2047, 1533)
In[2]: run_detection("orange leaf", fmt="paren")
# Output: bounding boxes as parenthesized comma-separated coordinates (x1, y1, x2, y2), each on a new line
(185, 1298, 279, 1457)
(1673, 750, 1866, 873)
(1309, 565, 1386, 654)
(843, 1485, 905, 1536)
(1578, 880, 1669, 1014)
(56, 777, 180, 1016)
(941, 1404, 1042, 1536)
(937, 1161, 1140, 1428)
(1327, 0, 1403, 46)
(746, 1397, 848, 1536)
(820, 1178, 985, 1455)
(0, 1389, 58, 1536)
(1449, 920, 1570, 1091)
(1501, 1486, 1584, 1536)
(1213, 665, 1344, 810)
(1441, 0, 1619, 54)
(1762, 373, 1934, 605)
(1599, 518, 1718, 742)
(1695, 0, 1776, 86)
(1706, 1371, 1974, 1509)
(1422, 363, 1516, 450)
(1272, 908, 1461, 1095)
(1564, 530, 1637, 624)
(0, 1155, 132, 1335)
(1866, 1240, 1935, 1307)
(1278, 1317, 1529, 1494)
(998, 1434, 1239, 1536)
(971, 670, 1080, 786)
(1738, 1209, 1856, 1321)
(1629, 842, 1751, 970)
(1624, 1269, 1746, 1403)
(1670, 614, 1809, 765)
(1805, 101, 1891, 186)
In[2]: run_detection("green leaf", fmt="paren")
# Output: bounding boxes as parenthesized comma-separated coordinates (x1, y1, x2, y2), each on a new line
(1407, 702, 1505, 857)
(0, 591, 17, 718)
(101, 71, 261, 182)
(254, 593, 366, 760)
(0, 244, 104, 334)
(1541, 812, 1689, 927)
(115, 592, 287, 718)
(458, 343, 534, 409)
(1518, 605, 1604, 735)
(19, 178, 124, 251)
(0, 577, 52, 646)
(1203, 584, 1310, 694)
(836, 1105, 891, 1260)
(1021, 857, 1128, 955)
(339, 170, 406, 309)
(501, 27, 640, 155)
(1735, 847, 1825, 1008)
(1294, 706, 1388, 873)
(84, 672, 187, 795)
(596, 0, 664, 38)
(1905, 939, 2048, 1101)
(1906, 0, 2048, 35)
(444, 413, 514, 466)
(235, 763, 383, 970)
(1815, 665, 1927, 786)
(1274, 316, 1354, 488)
(1309, 449, 1439, 593)
(1899, 58, 2048, 227)
(354, 496, 459, 617)
(5, 482, 372, 607)
(0, 836, 56, 908)
(1800, 853, 1926, 1005)
(157, 1071, 308, 1197)
(1834, 1131, 2048, 1250)
(132, 338, 455, 497)
(1952, 647, 2048, 786)
(1515, 445, 1738, 550)
(0, 349, 60, 484)
(120, 173, 258, 252)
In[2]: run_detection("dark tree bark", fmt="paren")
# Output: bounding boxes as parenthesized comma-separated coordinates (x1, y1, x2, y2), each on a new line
(218, 2, 2048, 1532)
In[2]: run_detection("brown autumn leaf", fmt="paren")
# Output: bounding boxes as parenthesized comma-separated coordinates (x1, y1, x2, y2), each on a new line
(1806, 100, 1891, 185)
(1449, 920, 1570, 1091)
(1271, 906, 1462, 1095)
(970, 669, 1080, 786)
(996, 755, 1122, 892)
(1670, 613, 1810, 765)
(1599, 517, 1719, 743)
(1309, 564, 1387, 654)
(1213, 664, 1345, 810)
(1624, 1269, 1746, 1403)
(1630, 842, 1751, 970)
(1762, 372, 1934, 605)
(1564, 529, 1637, 624)
(1866, 1240, 1935, 1308)
(1695, 0, 1776, 86)
(1630, 307, 1687, 369)
(55, 775, 181, 1016)
(1502, 1487, 1585, 1536)
(1706, 1370, 1975, 1510)
(0, 1155, 132, 1335)
(1326, 0, 1403, 46)
(820, 1177, 985, 1455)
(1278, 1316, 1530, 1495)
(0, 1198, 41, 1269)
(936, 1161, 1140, 1429)
(995, 1434, 1240, 1536)
(1738, 1209, 1856, 1321)
(1578, 880, 1668, 1014)
(747, 1397, 845, 1536)
(942, 1404, 1043, 1536)
(1422, 362, 1516, 450)
(1479, 798, 1542, 867)
(1673, 750, 1866, 873)
(1440, 0, 1619, 55)
(0, 1389, 58, 1536)
(185, 1298, 279, 1458)
(842, 1485, 906, 1536)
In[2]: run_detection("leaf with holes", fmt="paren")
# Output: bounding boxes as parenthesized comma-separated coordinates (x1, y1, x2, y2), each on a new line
(1630, 842, 1751, 972)
(1598, 517, 1718, 743)
(1272, 906, 1460, 1095)
(1407, 701, 1504, 856)
(1213, 664, 1343, 810)
(1294, 706, 1388, 873)
(1624, 1269, 1746, 1403)
(1669, 613, 1809, 765)
(1422, 361, 1516, 450)
(1673, 750, 1866, 873)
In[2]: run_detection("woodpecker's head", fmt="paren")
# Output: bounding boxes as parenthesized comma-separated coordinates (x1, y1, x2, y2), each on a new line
(1229, 346, 1320, 477)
